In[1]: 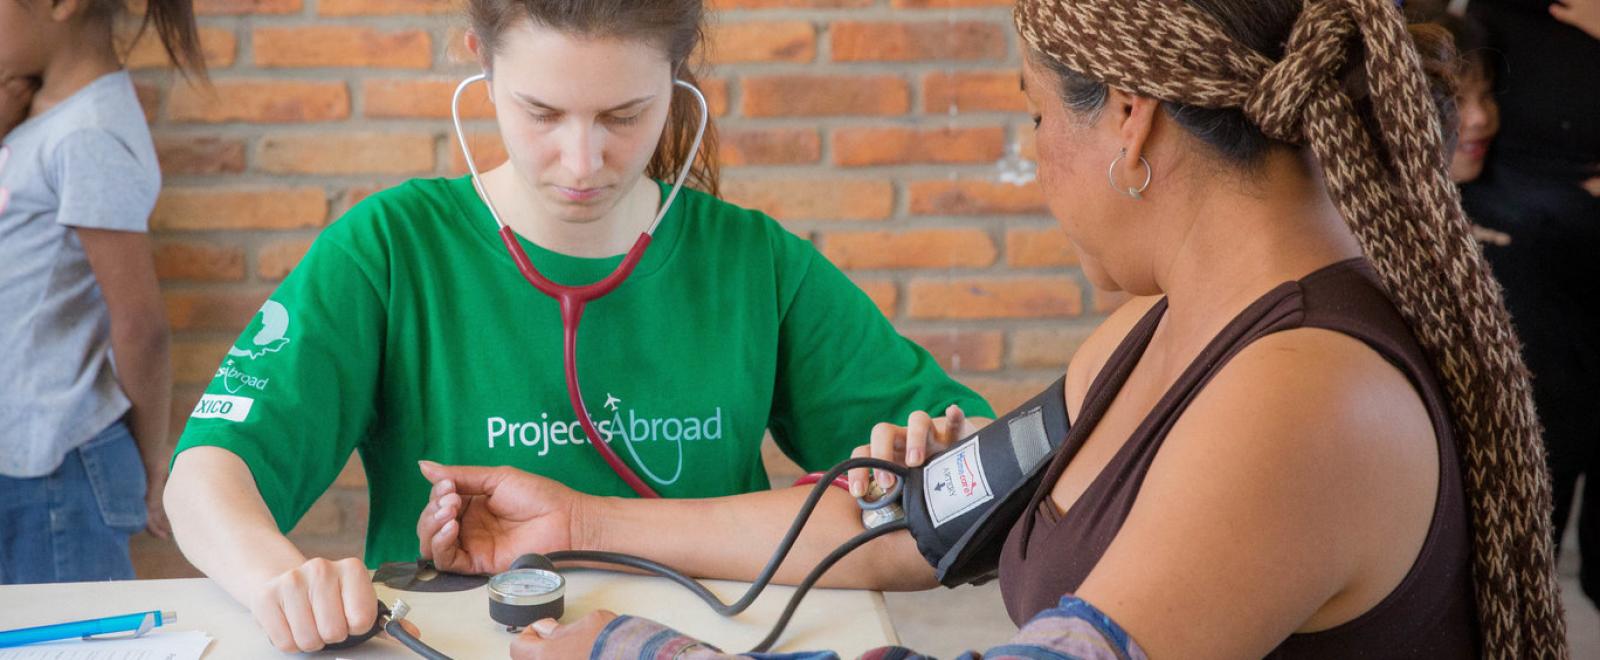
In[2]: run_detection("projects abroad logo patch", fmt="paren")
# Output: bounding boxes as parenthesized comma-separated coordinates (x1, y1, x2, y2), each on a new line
(216, 300, 293, 395)
(485, 394, 722, 486)
(231, 300, 293, 360)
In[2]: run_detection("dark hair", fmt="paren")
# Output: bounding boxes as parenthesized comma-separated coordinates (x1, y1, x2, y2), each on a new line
(1410, 22, 1462, 151)
(1042, 1, 1458, 170)
(1401, 0, 1450, 22)
(95, 0, 207, 82)
(1434, 13, 1495, 83)
(466, 0, 721, 197)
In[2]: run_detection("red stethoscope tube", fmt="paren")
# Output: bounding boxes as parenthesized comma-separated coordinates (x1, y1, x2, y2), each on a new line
(497, 227, 660, 497)
(453, 73, 709, 498)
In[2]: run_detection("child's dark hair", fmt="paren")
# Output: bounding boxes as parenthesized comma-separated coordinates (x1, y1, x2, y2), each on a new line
(1433, 13, 1496, 84)
(101, 0, 207, 81)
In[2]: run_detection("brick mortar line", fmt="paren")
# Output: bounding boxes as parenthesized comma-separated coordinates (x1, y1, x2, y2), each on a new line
(156, 164, 1044, 185)
(185, 13, 1026, 62)
(154, 112, 1029, 131)
(712, 7, 1014, 22)
(157, 63, 1026, 84)
(154, 115, 1068, 134)
(182, 21, 1028, 69)
(376, 114, 1024, 129)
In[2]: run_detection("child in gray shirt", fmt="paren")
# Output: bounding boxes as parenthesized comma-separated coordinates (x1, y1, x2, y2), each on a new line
(0, 0, 205, 583)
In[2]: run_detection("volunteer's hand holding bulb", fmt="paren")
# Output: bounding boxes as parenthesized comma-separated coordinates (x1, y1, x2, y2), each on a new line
(846, 404, 978, 496)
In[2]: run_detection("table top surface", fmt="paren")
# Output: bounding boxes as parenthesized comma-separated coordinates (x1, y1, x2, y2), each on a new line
(0, 571, 898, 658)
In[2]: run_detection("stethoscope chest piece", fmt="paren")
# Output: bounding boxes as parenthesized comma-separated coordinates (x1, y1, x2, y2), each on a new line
(488, 554, 565, 631)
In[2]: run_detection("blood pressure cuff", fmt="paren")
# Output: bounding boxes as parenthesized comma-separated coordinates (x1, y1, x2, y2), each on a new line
(904, 377, 1070, 587)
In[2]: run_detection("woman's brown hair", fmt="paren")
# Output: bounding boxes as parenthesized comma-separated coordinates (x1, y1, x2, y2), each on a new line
(1015, 0, 1565, 656)
(466, 0, 721, 197)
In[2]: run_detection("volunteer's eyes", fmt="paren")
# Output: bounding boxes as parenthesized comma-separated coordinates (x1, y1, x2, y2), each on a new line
(1031, 114, 1042, 129)
(605, 113, 642, 127)
(526, 109, 641, 126)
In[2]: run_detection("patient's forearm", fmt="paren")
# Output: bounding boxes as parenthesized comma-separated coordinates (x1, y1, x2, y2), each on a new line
(577, 486, 936, 591)
(165, 447, 309, 604)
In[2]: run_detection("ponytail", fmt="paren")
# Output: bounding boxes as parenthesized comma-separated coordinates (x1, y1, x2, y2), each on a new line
(650, 65, 720, 197)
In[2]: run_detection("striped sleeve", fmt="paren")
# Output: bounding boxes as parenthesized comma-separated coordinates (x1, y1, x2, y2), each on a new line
(591, 596, 1145, 660)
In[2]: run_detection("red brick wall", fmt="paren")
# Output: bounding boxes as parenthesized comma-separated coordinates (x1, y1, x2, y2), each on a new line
(128, 0, 1117, 571)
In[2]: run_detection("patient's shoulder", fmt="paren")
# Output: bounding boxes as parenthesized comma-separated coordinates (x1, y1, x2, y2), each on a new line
(1064, 295, 1163, 417)
(1167, 326, 1438, 489)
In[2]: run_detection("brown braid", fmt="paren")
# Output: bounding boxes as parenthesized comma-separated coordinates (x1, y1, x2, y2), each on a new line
(1013, 0, 1567, 656)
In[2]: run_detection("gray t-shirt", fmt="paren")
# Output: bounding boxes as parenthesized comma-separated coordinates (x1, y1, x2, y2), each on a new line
(0, 71, 160, 477)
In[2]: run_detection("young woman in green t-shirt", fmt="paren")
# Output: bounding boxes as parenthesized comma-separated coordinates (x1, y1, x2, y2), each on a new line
(162, 0, 991, 653)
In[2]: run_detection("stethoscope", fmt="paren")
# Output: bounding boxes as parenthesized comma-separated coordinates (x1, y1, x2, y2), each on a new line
(450, 72, 710, 498)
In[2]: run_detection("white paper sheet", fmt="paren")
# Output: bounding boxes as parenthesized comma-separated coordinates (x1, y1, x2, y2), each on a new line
(0, 630, 212, 660)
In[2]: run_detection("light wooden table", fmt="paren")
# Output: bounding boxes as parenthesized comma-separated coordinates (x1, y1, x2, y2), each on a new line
(0, 571, 899, 658)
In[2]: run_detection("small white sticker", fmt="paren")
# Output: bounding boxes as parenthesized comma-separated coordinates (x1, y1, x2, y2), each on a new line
(922, 437, 995, 527)
(191, 394, 254, 422)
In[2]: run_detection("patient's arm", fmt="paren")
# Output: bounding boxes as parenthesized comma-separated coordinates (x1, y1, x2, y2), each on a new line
(417, 408, 998, 591)
(417, 404, 1008, 591)
(511, 594, 1147, 659)
(416, 460, 937, 591)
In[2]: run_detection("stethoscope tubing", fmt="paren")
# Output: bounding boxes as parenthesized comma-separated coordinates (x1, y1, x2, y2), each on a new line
(546, 457, 911, 653)
(337, 457, 910, 658)
(450, 73, 711, 498)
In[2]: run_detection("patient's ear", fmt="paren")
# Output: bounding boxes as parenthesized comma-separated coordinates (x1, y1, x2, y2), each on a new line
(1106, 88, 1159, 170)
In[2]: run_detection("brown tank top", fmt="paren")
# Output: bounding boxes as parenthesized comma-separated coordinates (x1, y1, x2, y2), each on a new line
(996, 259, 1479, 657)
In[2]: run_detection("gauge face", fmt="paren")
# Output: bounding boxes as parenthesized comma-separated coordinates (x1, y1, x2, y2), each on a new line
(491, 569, 564, 598)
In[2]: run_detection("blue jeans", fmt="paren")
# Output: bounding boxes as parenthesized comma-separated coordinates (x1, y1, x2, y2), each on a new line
(0, 420, 147, 584)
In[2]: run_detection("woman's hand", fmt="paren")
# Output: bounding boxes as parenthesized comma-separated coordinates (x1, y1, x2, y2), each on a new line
(1552, 0, 1600, 40)
(847, 404, 982, 497)
(509, 611, 616, 660)
(416, 461, 586, 575)
(249, 556, 379, 653)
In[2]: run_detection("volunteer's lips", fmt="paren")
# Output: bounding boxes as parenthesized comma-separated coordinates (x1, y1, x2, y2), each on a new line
(554, 185, 606, 202)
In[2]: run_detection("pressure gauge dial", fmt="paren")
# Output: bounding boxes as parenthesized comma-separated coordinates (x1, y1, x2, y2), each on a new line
(488, 558, 565, 631)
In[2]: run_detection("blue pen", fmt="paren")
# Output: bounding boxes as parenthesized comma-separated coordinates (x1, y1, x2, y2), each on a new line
(0, 610, 177, 648)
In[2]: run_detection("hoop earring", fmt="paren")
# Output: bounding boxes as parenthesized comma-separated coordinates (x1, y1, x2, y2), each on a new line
(1107, 148, 1153, 200)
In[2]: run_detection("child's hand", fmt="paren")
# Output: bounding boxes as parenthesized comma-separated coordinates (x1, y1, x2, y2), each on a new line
(0, 77, 38, 137)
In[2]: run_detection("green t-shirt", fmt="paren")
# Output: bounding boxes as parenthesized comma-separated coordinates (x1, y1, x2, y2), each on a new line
(175, 176, 992, 566)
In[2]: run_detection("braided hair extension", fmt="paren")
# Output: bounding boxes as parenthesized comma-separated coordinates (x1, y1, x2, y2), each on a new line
(1012, 0, 1566, 656)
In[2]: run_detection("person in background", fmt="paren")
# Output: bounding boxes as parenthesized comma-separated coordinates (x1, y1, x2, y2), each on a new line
(1425, 12, 1514, 245)
(0, 0, 203, 583)
(1438, 15, 1499, 186)
(1460, 0, 1600, 611)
